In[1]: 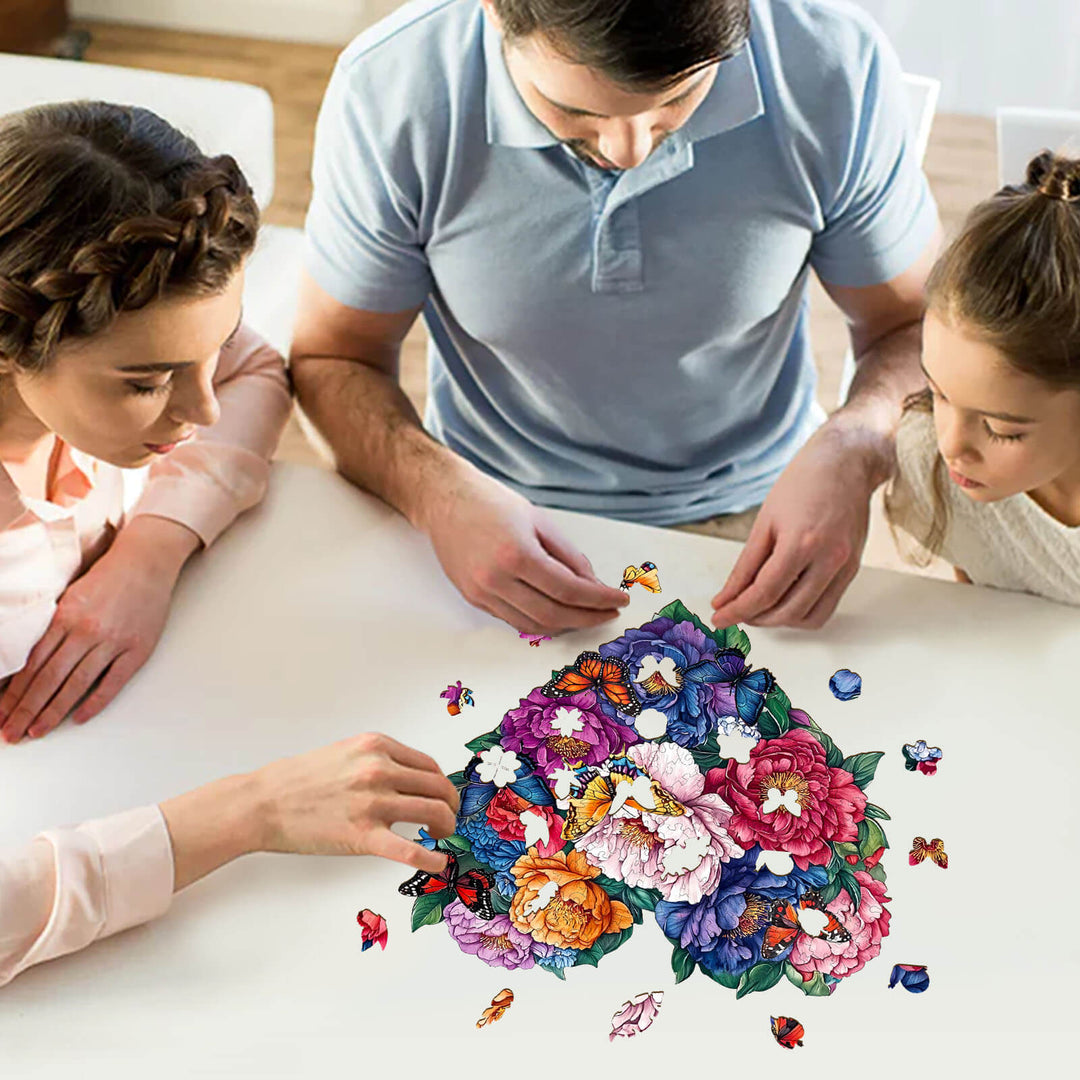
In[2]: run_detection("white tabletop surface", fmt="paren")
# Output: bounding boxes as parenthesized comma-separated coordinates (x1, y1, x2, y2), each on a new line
(0, 462, 1075, 1077)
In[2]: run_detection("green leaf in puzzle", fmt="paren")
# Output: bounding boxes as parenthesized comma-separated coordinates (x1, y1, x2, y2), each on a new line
(489, 887, 512, 916)
(840, 751, 884, 789)
(671, 945, 697, 983)
(547, 965, 566, 980)
(762, 683, 793, 736)
(784, 964, 832, 997)
(410, 892, 447, 931)
(859, 817, 889, 860)
(808, 720, 844, 768)
(655, 599, 714, 640)
(867, 863, 887, 884)
(464, 729, 503, 755)
(863, 801, 891, 821)
(817, 877, 843, 905)
(712, 621, 752, 656)
(701, 965, 742, 990)
(445, 770, 466, 788)
(756, 709, 782, 740)
(438, 833, 472, 854)
(838, 869, 863, 908)
(575, 945, 601, 968)
(735, 960, 785, 998)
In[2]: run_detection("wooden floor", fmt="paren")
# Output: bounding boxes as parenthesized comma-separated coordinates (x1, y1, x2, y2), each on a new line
(74, 19, 998, 575)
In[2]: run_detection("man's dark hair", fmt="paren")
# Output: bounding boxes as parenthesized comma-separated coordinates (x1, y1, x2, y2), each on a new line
(491, 0, 752, 89)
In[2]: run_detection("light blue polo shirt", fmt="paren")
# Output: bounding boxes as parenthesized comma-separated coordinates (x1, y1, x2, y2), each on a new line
(304, 0, 938, 525)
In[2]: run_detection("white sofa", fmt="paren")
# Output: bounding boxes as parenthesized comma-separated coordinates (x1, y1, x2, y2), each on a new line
(0, 52, 306, 358)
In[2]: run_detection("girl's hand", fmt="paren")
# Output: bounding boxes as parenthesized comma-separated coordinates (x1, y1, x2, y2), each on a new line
(0, 516, 199, 743)
(162, 734, 460, 889)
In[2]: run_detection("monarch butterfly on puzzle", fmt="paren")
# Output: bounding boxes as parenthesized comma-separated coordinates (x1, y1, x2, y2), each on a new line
(398, 852, 496, 920)
(561, 758, 685, 842)
(761, 888, 851, 959)
(909, 836, 948, 869)
(542, 651, 642, 716)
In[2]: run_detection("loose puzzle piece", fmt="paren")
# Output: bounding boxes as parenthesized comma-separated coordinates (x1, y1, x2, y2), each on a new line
(829, 669, 862, 701)
(909, 837, 948, 869)
(356, 909, 388, 952)
(770, 1016, 805, 1049)
(441, 681, 475, 716)
(902, 740, 942, 775)
(620, 562, 661, 593)
(476, 988, 514, 1028)
(404, 601, 892, 1000)
(609, 991, 664, 1041)
(520, 633, 552, 647)
(888, 964, 930, 993)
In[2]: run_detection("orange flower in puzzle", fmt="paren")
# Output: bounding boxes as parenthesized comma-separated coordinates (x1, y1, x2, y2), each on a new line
(509, 849, 632, 950)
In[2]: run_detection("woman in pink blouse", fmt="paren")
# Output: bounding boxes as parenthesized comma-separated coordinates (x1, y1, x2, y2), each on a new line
(0, 103, 457, 988)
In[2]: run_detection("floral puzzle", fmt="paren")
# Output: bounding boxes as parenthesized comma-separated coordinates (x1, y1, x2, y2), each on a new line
(400, 600, 892, 998)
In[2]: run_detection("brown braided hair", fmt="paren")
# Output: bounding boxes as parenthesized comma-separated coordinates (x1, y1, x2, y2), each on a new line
(0, 101, 258, 373)
(885, 149, 1080, 561)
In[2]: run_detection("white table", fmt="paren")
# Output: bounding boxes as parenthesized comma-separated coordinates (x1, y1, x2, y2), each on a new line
(0, 463, 1075, 1077)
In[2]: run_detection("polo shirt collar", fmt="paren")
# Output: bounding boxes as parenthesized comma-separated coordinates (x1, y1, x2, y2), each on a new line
(484, 14, 764, 152)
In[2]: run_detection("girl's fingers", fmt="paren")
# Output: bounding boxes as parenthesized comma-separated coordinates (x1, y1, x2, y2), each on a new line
(70, 653, 140, 725)
(1, 635, 95, 744)
(27, 643, 116, 738)
(368, 829, 448, 874)
(0, 624, 67, 722)
(391, 763, 460, 809)
(386, 795, 457, 838)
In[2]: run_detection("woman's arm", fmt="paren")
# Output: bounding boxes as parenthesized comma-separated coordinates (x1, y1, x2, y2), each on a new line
(1, 733, 457, 989)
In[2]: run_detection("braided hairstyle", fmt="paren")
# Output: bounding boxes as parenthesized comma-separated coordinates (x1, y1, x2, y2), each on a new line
(885, 149, 1080, 559)
(0, 101, 259, 373)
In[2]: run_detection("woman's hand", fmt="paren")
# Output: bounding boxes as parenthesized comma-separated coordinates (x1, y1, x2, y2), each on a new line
(161, 733, 460, 889)
(0, 516, 199, 743)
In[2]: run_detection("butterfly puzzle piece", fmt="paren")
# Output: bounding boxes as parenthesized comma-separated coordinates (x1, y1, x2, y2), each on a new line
(398, 852, 496, 920)
(680, 649, 776, 727)
(620, 562, 662, 593)
(440, 681, 474, 716)
(519, 633, 552, 647)
(356, 909, 388, 952)
(543, 650, 643, 716)
(909, 836, 948, 869)
(761, 888, 851, 959)
(770, 1016, 805, 1049)
(562, 758, 686, 843)
(889, 964, 930, 993)
(476, 988, 514, 1028)
(902, 739, 943, 775)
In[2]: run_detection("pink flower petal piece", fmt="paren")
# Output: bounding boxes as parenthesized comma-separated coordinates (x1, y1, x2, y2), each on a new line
(609, 991, 664, 1041)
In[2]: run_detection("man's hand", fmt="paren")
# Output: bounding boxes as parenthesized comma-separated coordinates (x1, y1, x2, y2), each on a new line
(0, 516, 199, 743)
(417, 458, 628, 634)
(710, 416, 892, 630)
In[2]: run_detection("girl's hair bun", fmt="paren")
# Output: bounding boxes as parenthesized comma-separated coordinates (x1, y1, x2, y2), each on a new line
(1027, 150, 1080, 203)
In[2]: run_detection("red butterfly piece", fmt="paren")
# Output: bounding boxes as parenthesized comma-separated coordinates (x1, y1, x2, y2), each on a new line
(761, 888, 851, 960)
(398, 852, 496, 920)
(770, 1016, 805, 1049)
(909, 836, 948, 869)
(541, 651, 642, 716)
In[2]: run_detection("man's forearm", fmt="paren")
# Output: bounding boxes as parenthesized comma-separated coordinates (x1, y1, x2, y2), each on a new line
(830, 318, 925, 486)
(292, 358, 458, 529)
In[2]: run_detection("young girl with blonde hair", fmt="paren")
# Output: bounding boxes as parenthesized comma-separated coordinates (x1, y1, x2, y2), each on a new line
(888, 151, 1080, 603)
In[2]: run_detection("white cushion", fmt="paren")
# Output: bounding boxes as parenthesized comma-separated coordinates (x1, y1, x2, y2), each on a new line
(0, 52, 275, 208)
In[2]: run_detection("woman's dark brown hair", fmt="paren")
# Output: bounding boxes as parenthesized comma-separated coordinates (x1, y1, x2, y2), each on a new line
(0, 101, 258, 373)
(885, 150, 1080, 560)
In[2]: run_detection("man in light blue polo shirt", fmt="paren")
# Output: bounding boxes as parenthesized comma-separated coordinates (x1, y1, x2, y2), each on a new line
(291, 0, 941, 633)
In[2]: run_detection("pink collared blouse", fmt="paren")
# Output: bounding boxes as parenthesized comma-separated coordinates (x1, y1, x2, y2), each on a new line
(0, 324, 290, 987)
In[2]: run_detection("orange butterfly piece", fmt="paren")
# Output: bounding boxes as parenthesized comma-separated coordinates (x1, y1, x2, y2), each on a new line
(476, 988, 514, 1028)
(909, 836, 948, 869)
(620, 562, 661, 593)
(542, 651, 642, 716)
